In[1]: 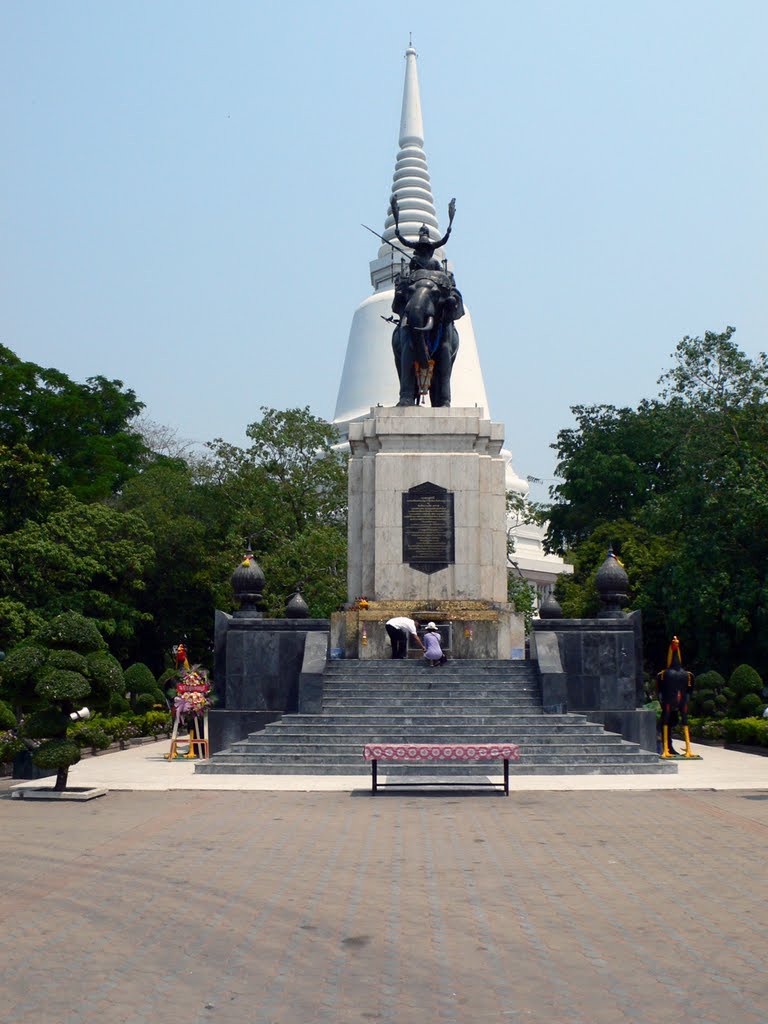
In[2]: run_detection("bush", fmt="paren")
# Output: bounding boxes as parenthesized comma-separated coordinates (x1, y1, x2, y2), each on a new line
(729, 664, 763, 698)
(686, 716, 705, 738)
(35, 668, 90, 704)
(100, 715, 142, 748)
(702, 719, 727, 741)
(35, 612, 105, 654)
(0, 732, 24, 764)
(33, 737, 81, 771)
(47, 650, 88, 674)
(143, 710, 173, 738)
(124, 663, 157, 693)
(133, 692, 163, 713)
(68, 720, 113, 752)
(23, 707, 69, 740)
(690, 671, 727, 718)
(736, 692, 764, 719)
(85, 652, 125, 705)
(0, 699, 16, 731)
(107, 692, 131, 715)
(724, 717, 768, 747)
(0, 644, 47, 701)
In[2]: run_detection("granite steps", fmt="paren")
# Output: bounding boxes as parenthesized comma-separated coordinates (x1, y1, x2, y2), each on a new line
(196, 659, 675, 777)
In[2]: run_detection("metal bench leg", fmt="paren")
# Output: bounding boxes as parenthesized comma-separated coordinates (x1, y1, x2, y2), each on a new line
(372, 759, 378, 794)
(503, 758, 509, 796)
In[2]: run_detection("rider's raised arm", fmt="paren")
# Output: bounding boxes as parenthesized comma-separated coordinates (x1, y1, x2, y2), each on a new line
(433, 225, 452, 249)
(393, 226, 417, 250)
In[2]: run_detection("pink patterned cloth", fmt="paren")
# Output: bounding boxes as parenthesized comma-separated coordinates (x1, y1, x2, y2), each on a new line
(363, 743, 521, 762)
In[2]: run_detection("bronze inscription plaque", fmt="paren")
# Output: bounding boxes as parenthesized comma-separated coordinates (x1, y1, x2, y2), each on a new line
(402, 481, 455, 575)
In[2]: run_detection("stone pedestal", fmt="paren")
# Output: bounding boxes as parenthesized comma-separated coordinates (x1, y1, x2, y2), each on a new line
(211, 612, 330, 749)
(347, 406, 509, 603)
(531, 614, 655, 751)
(331, 599, 524, 661)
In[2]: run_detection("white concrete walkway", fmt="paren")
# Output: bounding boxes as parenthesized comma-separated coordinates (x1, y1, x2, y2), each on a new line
(9, 738, 767, 793)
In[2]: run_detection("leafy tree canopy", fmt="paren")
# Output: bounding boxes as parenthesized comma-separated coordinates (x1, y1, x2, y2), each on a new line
(0, 344, 146, 501)
(548, 328, 768, 676)
(0, 491, 154, 654)
(205, 407, 347, 618)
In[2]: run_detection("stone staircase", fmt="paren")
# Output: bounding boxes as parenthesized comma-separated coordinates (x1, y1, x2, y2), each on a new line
(196, 659, 675, 776)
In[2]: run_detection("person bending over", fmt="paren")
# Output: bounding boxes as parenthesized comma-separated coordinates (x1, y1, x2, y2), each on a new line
(385, 616, 425, 660)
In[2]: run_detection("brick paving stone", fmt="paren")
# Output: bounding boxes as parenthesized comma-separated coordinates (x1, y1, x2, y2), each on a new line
(0, 789, 766, 1024)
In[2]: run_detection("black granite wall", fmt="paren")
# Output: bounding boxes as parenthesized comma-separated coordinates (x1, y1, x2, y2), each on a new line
(532, 617, 655, 751)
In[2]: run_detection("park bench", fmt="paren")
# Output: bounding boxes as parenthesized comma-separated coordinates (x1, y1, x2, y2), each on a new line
(362, 742, 522, 796)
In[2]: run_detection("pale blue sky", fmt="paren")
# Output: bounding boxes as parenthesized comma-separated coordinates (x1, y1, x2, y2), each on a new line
(2, 1, 766, 500)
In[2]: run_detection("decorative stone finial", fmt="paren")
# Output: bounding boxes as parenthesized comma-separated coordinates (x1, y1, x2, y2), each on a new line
(231, 544, 266, 618)
(285, 584, 309, 619)
(595, 545, 629, 619)
(539, 593, 563, 620)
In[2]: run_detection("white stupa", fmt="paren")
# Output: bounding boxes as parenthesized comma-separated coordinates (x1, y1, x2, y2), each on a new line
(332, 44, 571, 601)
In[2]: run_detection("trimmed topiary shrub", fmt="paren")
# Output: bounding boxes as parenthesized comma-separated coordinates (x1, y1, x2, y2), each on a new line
(728, 664, 763, 718)
(23, 707, 69, 739)
(35, 668, 90, 704)
(124, 662, 156, 693)
(737, 692, 764, 719)
(107, 692, 131, 715)
(46, 649, 89, 674)
(35, 612, 105, 653)
(0, 644, 47, 704)
(133, 692, 161, 713)
(85, 652, 125, 709)
(689, 671, 728, 719)
(0, 612, 115, 789)
(0, 700, 23, 764)
(33, 737, 81, 772)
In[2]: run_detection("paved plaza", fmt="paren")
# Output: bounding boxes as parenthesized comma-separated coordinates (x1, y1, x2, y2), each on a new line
(2, 742, 767, 1024)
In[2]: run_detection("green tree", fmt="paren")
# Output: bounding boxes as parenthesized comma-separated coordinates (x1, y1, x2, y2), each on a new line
(0, 443, 55, 532)
(206, 407, 347, 617)
(0, 344, 146, 501)
(0, 492, 154, 655)
(546, 328, 768, 676)
(115, 460, 229, 669)
(0, 612, 125, 790)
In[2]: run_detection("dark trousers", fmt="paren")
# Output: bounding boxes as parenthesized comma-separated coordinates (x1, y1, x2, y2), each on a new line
(386, 624, 409, 659)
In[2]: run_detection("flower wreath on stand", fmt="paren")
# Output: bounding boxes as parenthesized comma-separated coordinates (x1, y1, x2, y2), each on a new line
(166, 664, 215, 760)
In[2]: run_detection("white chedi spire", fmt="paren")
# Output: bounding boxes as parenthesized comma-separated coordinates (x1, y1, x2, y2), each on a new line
(377, 46, 441, 262)
(332, 44, 490, 432)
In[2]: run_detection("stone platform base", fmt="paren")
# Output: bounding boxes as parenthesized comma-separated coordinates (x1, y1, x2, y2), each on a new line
(331, 599, 524, 660)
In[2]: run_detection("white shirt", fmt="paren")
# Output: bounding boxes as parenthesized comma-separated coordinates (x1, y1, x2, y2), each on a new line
(386, 616, 418, 636)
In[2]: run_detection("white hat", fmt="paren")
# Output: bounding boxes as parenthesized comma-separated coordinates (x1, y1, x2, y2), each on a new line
(425, 621, 439, 632)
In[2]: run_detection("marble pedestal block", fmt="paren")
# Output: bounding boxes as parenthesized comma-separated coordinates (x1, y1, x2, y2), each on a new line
(211, 612, 329, 748)
(531, 615, 655, 751)
(347, 406, 509, 603)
